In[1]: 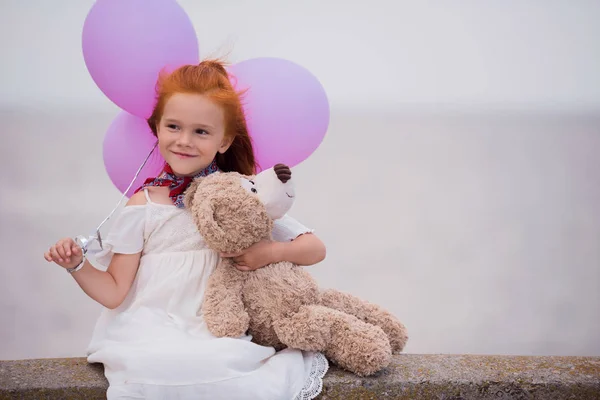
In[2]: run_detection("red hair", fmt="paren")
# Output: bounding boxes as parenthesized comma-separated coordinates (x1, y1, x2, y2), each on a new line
(147, 59, 257, 175)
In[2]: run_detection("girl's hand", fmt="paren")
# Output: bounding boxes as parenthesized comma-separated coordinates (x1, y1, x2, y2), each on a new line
(220, 239, 282, 271)
(44, 237, 84, 270)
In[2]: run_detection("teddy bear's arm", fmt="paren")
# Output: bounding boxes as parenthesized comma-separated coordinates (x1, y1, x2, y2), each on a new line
(201, 259, 250, 338)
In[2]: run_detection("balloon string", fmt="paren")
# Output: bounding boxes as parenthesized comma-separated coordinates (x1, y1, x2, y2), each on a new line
(92, 140, 158, 250)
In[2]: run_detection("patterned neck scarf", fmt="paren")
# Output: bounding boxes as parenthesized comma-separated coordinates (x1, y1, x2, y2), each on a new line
(135, 158, 220, 208)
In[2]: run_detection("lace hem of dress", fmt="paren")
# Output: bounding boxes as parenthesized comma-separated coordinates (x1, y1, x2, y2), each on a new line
(293, 352, 329, 400)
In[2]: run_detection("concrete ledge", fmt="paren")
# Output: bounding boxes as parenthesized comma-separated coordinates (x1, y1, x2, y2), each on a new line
(1, 354, 599, 399)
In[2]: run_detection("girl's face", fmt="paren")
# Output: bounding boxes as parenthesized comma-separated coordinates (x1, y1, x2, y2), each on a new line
(156, 93, 232, 177)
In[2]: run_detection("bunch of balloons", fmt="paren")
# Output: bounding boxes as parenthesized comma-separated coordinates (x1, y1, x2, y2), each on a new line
(82, 0, 330, 197)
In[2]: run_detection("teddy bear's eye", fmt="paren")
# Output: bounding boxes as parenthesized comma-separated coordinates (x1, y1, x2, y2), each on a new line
(251, 188, 257, 193)
(249, 180, 255, 185)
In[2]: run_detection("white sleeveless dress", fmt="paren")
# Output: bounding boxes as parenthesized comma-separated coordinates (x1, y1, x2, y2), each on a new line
(86, 189, 328, 400)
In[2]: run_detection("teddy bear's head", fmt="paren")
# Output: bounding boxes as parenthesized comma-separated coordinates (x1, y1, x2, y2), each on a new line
(184, 164, 296, 254)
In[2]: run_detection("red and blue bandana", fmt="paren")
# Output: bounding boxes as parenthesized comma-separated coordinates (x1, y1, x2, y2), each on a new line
(135, 158, 219, 208)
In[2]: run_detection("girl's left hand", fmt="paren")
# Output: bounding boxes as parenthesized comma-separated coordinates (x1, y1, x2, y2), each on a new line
(220, 239, 282, 271)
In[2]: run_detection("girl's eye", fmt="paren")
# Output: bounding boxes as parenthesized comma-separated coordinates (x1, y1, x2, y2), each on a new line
(195, 129, 208, 135)
(167, 124, 179, 130)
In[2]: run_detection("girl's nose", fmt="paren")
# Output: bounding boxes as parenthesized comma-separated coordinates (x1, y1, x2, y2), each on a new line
(176, 130, 193, 146)
(274, 163, 291, 183)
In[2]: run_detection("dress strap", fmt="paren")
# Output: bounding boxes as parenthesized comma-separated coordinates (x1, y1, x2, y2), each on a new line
(143, 188, 154, 204)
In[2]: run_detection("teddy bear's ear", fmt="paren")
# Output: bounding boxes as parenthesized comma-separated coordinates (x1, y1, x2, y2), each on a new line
(183, 177, 203, 209)
(195, 197, 230, 250)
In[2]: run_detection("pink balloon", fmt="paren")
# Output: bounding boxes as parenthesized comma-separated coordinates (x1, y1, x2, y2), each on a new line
(103, 112, 165, 197)
(228, 58, 330, 171)
(82, 0, 200, 118)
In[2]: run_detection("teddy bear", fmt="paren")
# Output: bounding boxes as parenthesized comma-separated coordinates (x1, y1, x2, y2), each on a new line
(183, 163, 408, 377)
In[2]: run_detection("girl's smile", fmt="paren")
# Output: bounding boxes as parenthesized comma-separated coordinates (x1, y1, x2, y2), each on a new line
(172, 151, 197, 159)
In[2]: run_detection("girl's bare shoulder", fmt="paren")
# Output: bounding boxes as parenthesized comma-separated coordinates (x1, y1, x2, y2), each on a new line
(126, 191, 148, 206)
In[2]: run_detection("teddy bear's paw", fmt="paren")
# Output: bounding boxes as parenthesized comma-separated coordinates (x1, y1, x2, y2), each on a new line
(385, 320, 409, 353)
(354, 313, 408, 354)
(273, 306, 331, 351)
(319, 288, 408, 353)
(327, 322, 392, 377)
(206, 312, 250, 338)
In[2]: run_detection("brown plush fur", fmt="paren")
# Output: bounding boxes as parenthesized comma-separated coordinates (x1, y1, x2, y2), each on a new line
(185, 172, 408, 377)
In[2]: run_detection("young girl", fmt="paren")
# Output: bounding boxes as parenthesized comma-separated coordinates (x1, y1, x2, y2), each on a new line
(43, 59, 329, 400)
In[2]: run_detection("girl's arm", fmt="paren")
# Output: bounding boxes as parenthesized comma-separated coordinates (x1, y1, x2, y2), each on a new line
(273, 233, 326, 266)
(220, 210, 327, 271)
(220, 233, 326, 271)
(69, 252, 140, 309)
(44, 192, 146, 309)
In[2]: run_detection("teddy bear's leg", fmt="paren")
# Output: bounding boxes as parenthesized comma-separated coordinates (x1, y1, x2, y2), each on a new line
(273, 305, 392, 377)
(201, 259, 250, 338)
(320, 289, 408, 353)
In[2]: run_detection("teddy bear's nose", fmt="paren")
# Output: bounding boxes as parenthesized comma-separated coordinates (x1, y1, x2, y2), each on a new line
(274, 163, 291, 183)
